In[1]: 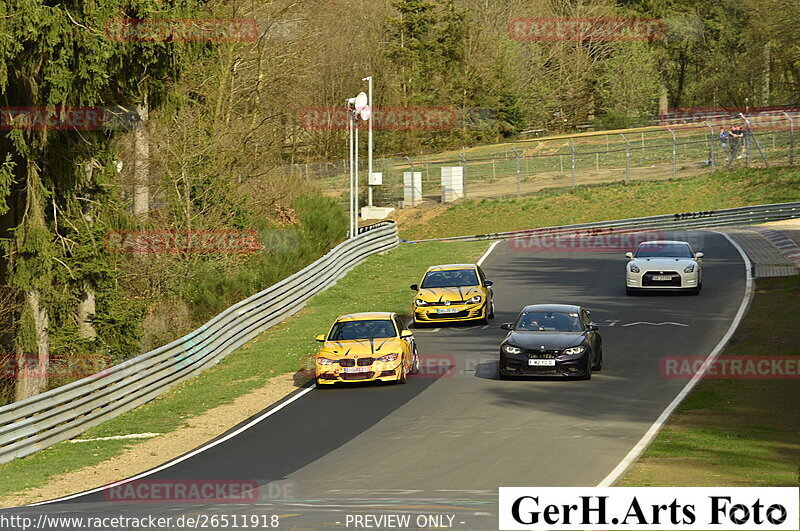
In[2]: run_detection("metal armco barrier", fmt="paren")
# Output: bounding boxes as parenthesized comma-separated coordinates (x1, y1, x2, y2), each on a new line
(405, 201, 800, 243)
(0, 222, 398, 463)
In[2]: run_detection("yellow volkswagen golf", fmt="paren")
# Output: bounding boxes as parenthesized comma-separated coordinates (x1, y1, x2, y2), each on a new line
(314, 312, 419, 386)
(411, 264, 495, 326)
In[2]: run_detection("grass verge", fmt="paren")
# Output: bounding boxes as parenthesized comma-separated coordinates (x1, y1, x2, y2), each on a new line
(400, 167, 800, 240)
(0, 240, 490, 500)
(619, 275, 800, 487)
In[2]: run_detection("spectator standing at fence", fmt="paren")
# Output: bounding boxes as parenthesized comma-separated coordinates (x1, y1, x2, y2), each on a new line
(730, 124, 744, 158)
(718, 127, 731, 160)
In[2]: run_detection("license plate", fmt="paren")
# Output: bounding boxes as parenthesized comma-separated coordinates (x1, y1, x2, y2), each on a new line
(528, 359, 556, 366)
(652, 275, 673, 281)
(342, 366, 370, 373)
(436, 308, 459, 314)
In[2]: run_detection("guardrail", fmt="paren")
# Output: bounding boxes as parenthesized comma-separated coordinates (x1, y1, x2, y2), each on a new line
(404, 201, 800, 243)
(0, 222, 398, 464)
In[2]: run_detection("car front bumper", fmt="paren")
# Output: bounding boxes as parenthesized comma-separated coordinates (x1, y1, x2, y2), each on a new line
(626, 269, 699, 290)
(315, 361, 403, 385)
(413, 302, 485, 323)
(500, 352, 590, 378)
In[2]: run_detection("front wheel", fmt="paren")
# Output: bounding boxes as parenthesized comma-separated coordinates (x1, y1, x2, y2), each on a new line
(410, 347, 420, 375)
(591, 349, 603, 371)
(478, 304, 490, 325)
(396, 363, 407, 384)
(488, 299, 495, 319)
(581, 359, 593, 380)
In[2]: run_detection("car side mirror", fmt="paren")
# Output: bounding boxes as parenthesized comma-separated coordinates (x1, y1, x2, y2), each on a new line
(483, 280, 494, 287)
(410, 284, 419, 291)
(695, 252, 704, 259)
(400, 330, 413, 338)
(585, 324, 599, 331)
(625, 252, 634, 259)
(500, 323, 513, 330)
(315, 334, 326, 342)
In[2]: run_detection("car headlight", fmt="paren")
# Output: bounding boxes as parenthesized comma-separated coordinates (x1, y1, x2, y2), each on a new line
(684, 263, 696, 273)
(415, 298, 429, 306)
(376, 353, 399, 362)
(629, 263, 640, 273)
(503, 344, 522, 355)
(563, 346, 586, 356)
(467, 295, 482, 304)
(317, 357, 335, 365)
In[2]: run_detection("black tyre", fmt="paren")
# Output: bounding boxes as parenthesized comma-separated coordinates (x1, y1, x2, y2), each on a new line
(410, 348, 420, 375)
(592, 350, 603, 372)
(488, 299, 495, 319)
(581, 360, 593, 380)
(478, 305, 489, 325)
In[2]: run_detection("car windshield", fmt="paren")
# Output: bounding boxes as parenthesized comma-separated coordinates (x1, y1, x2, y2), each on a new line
(421, 269, 479, 288)
(635, 243, 693, 258)
(515, 311, 583, 332)
(328, 319, 397, 340)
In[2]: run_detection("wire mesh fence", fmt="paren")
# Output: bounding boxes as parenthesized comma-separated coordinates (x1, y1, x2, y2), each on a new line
(265, 111, 799, 210)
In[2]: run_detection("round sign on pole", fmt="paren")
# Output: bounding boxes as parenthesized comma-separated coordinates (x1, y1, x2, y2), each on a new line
(360, 106, 372, 121)
(354, 92, 368, 112)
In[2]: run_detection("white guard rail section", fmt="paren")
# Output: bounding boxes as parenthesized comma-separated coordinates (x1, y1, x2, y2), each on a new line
(405, 201, 800, 243)
(0, 221, 398, 464)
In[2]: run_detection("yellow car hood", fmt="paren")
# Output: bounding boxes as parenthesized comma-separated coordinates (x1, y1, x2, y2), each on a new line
(319, 337, 404, 358)
(416, 285, 483, 303)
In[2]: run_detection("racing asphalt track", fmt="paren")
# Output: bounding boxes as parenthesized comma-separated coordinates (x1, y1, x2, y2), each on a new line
(3, 230, 749, 530)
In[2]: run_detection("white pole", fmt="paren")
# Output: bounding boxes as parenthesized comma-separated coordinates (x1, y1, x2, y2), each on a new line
(363, 76, 374, 207)
(348, 108, 354, 238)
(355, 117, 360, 235)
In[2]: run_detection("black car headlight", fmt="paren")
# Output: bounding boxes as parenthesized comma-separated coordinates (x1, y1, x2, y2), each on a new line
(629, 263, 640, 273)
(467, 295, 482, 304)
(503, 344, 522, 355)
(563, 346, 586, 356)
(415, 298, 429, 306)
(684, 263, 696, 273)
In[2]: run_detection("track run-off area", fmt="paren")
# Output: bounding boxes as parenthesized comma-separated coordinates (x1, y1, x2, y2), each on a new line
(3, 230, 750, 530)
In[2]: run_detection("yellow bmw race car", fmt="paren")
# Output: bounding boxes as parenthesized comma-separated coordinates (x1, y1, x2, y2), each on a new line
(314, 312, 419, 386)
(410, 264, 495, 326)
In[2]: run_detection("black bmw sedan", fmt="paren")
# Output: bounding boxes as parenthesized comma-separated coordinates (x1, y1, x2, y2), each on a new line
(499, 304, 603, 380)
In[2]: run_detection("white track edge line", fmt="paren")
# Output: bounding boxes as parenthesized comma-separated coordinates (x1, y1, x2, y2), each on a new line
(596, 230, 754, 487)
(477, 240, 501, 266)
(28, 385, 316, 506)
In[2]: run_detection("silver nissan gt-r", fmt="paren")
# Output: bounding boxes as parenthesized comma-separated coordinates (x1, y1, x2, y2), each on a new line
(625, 240, 703, 295)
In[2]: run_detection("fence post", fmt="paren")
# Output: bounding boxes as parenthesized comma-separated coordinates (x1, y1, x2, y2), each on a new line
(405, 156, 415, 207)
(459, 153, 467, 200)
(566, 138, 576, 189)
(511, 146, 521, 197)
(782, 111, 795, 165)
(704, 121, 715, 171)
(665, 126, 677, 179)
(739, 113, 769, 167)
(619, 133, 631, 184)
